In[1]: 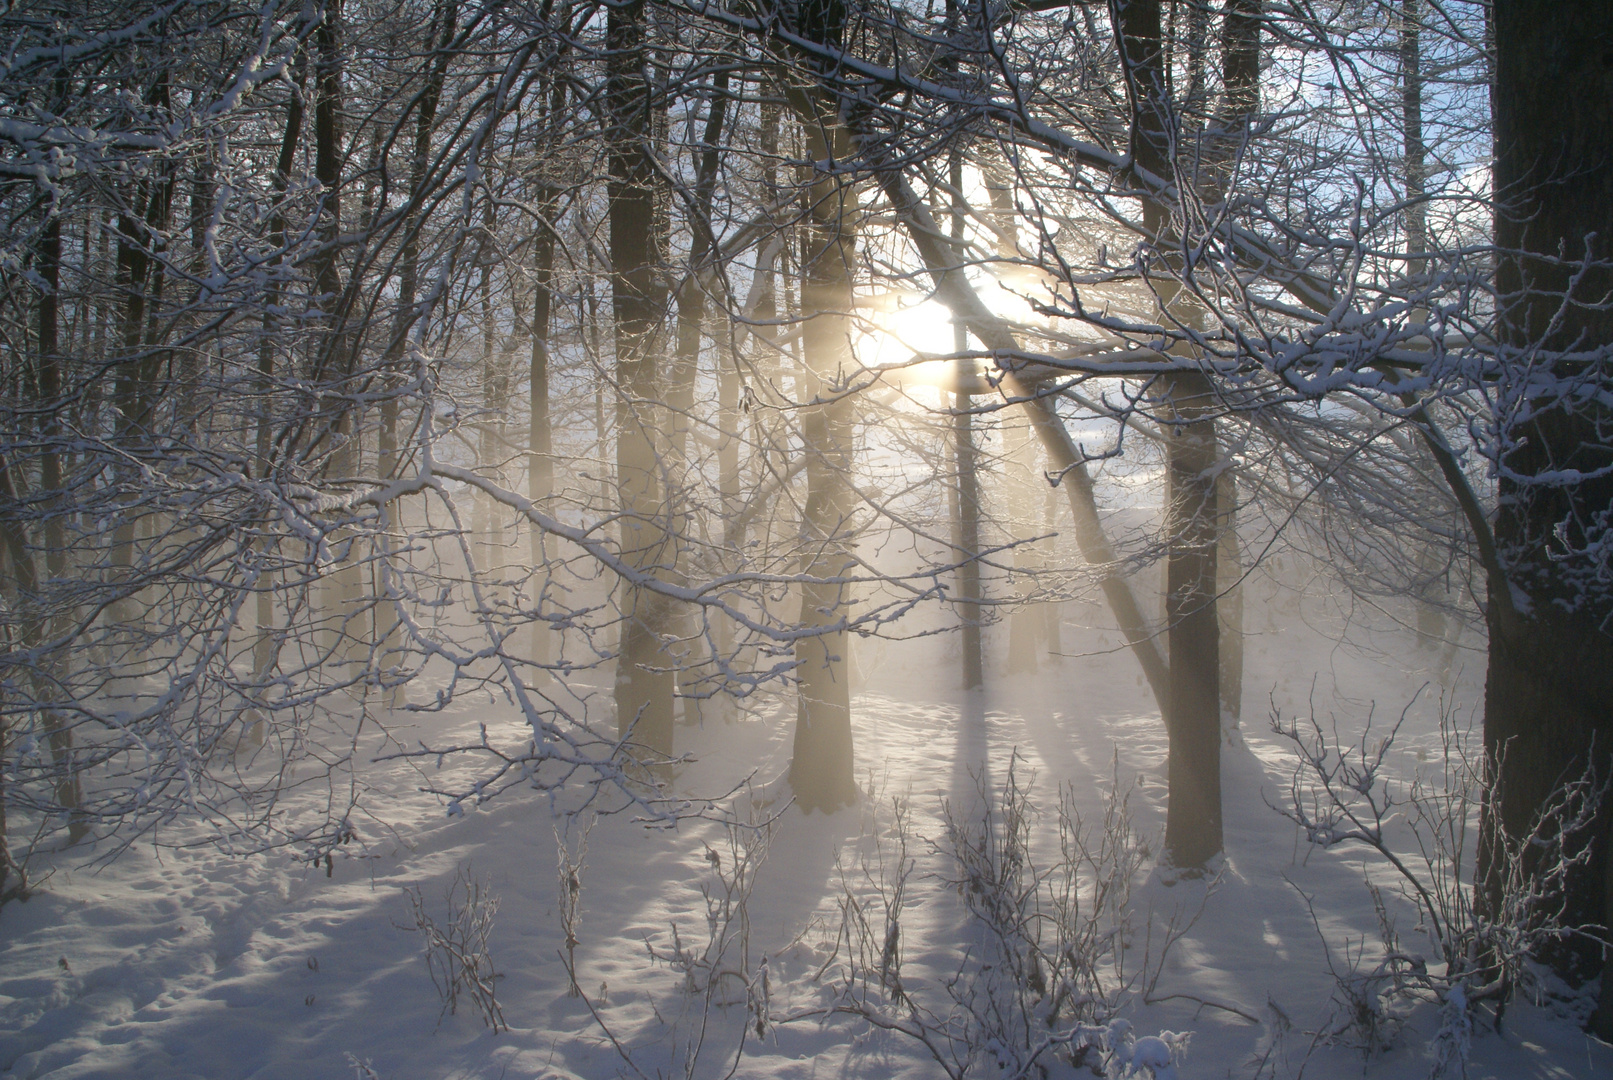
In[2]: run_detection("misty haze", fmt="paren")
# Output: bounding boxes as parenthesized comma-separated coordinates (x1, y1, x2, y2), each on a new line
(2, 1, 1611, 1078)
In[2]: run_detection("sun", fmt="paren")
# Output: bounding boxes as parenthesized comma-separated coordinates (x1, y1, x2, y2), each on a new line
(858, 296, 959, 376)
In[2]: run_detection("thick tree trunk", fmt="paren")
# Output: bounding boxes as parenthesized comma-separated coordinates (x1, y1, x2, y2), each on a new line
(1483, 0, 1613, 1022)
(1161, 370, 1221, 866)
(769, 68, 862, 811)
(775, 18, 864, 809)
(608, 0, 675, 759)
(788, 146, 860, 812)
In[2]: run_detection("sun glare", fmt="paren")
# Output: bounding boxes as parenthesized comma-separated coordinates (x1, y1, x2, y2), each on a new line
(858, 297, 959, 374)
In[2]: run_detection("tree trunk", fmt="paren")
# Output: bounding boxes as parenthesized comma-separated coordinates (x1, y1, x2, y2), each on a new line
(1161, 370, 1222, 866)
(608, 0, 675, 759)
(26, 195, 84, 835)
(668, 69, 731, 723)
(950, 146, 984, 690)
(250, 38, 308, 732)
(1216, 470, 1243, 727)
(983, 167, 1051, 673)
(307, 0, 360, 674)
(110, 176, 161, 632)
(1215, 3, 1256, 732)
(376, 0, 453, 704)
(1117, 0, 1221, 866)
(39, 213, 64, 584)
(1482, 0, 1613, 1021)
(786, 100, 860, 812)
(1397, 0, 1451, 652)
(714, 234, 783, 700)
(526, 25, 562, 672)
(880, 169, 1171, 720)
(1004, 416, 1049, 673)
(528, 190, 556, 664)
(774, 15, 864, 811)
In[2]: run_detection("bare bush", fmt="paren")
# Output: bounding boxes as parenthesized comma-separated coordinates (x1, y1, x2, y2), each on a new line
(1274, 693, 1605, 1073)
(401, 866, 506, 1032)
(563, 799, 780, 1080)
(647, 811, 777, 1006)
(813, 781, 916, 1004)
(802, 752, 1202, 1080)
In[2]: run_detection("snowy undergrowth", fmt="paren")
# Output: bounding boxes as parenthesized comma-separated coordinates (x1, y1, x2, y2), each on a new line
(2, 598, 1611, 1079)
(1273, 692, 1607, 1076)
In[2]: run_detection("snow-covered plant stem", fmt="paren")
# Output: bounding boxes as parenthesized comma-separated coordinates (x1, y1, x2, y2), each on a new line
(556, 816, 593, 998)
(563, 798, 780, 1080)
(401, 866, 506, 1032)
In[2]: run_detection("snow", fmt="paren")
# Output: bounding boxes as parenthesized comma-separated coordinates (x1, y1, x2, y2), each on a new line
(3, 584, 1611, 1080)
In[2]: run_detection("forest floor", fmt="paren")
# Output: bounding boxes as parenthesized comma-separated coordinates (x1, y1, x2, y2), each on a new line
(2, 580, 1610, 1080)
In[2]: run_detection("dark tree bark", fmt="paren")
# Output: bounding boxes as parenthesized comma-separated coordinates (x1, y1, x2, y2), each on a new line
(108, 63, 176, 642)
(28, 166, 84, 834)
(1399, 0, 1428, 264)
(1213, 1, 1259, 733)
(1481, 0, 1613, 1026)
(309, 0, 364, 671)
(608, 0, 675, 758)
(311, 0, 344, 313)
(383, 0, 455, 482)
(668, 69, 730, 722)
(527, 115, 558, 669)
(1220, 0, 1260, 121)
(527, 66, 560, 515)
(1114, 0, 1222, 867)
(1160, 368, 1222, 867)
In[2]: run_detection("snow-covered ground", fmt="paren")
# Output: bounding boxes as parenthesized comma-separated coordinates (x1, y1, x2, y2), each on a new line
(3, 581, 1609, 1080)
